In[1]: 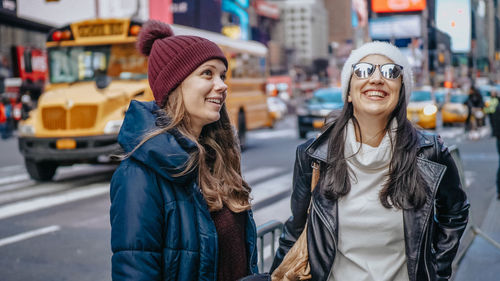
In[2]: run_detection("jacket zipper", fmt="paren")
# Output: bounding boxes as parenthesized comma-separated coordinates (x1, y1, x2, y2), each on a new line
(248, 212, 257, 273)
(423, 232, 431, 280)
(312, 200, 337, 279)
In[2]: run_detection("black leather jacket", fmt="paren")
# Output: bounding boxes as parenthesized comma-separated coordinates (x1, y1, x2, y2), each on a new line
(270, 123, 469, 281)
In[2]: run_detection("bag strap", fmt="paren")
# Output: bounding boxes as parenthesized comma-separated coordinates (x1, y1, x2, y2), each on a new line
(307, 161, 320, 215)
(311, 161, 320, 192)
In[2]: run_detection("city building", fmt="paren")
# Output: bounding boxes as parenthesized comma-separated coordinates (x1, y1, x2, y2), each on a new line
(270, 0, 329, 70)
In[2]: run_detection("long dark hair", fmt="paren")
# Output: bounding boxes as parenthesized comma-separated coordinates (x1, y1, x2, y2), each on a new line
(322, 82, 427, 210)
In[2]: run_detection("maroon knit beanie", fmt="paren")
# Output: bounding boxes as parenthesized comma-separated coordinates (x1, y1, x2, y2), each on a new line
(137, 20, 228, 106)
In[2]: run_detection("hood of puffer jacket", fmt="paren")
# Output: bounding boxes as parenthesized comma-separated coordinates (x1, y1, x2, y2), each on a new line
(118, 100, 198, 183)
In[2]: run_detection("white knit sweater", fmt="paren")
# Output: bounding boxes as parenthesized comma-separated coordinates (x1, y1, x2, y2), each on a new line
(328, 120, 409, 281)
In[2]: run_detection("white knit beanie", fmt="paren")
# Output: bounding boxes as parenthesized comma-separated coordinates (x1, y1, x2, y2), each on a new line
(340, 41, 413, 104)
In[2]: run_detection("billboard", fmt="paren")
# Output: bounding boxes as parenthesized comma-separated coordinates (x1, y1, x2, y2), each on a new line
(369, 15, 421, 39)
(169, 0, 221, 33)
(435, 0, 471, 53)
(199, 0, 222, 33)
(149, 0, 173, 23)
(371, 0, 426, 13)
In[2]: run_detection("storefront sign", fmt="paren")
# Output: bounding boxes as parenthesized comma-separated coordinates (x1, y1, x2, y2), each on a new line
(254, 0, 279, 20)
(371, 0, 426, 13)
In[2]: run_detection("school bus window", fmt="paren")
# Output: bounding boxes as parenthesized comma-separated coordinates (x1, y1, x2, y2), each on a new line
(107, 43, 147, 78)
(48, 44, 149, 84)
(49, 46, 110, 83)
(230, 53, 266, 78)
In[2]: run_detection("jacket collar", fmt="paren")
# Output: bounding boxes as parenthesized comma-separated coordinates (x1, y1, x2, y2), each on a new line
(305, 120, 435, 162)
(118, 100, 198, 183)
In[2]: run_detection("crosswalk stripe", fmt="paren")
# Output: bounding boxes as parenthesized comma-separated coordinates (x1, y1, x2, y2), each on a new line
(249, 129, 297, 140)
(251, 173, 292, 203)
(0, 183, 109, 220)
(0, 225, 61, 247)
(243, 167, 286, 185)
(0, 165, 25, 173)
(0, 185, 68, 205)
(0, 174, 30, 186)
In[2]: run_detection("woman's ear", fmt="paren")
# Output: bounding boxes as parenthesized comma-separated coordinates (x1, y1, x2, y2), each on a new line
(347, 95, 352, 102)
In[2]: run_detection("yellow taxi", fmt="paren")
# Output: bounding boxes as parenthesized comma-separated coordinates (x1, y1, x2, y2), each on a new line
(407, 90, 438, 129)
(441, 92, 468, 126)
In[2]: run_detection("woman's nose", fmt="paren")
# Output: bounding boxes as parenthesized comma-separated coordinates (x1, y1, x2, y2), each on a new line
(215, 77, 228, 92)
(369, 68, 384, 83)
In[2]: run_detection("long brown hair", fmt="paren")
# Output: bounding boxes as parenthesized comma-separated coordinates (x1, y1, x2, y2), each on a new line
(128, 88, 251, 213)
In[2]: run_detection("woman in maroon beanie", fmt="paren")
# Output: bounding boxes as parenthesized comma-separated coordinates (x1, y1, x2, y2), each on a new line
(110, 20, 259, 281)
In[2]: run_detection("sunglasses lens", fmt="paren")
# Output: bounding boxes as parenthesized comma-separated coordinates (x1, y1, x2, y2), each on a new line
(353, 63, 374, 79)
(380, 64, 402, 79)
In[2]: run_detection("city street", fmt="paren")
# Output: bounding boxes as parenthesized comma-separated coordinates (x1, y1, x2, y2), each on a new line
(0, 115, 498, 280)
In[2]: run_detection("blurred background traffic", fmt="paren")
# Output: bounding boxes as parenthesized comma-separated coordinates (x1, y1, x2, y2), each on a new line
(0, 0, 500, 280)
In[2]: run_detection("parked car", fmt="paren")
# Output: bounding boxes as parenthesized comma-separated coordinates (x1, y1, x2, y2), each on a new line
(442, 93, 469, 126)
(434, 88, 448, 109)
(297, 87, 343, 138)
(407, 90, 438, 129)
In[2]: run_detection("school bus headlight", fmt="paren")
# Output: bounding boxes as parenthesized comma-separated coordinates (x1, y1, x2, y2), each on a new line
(423, 104, 438, 116)
(130, 25, 141, 36)
(104, 120, 123, 134)
(18, 124, 35, 136)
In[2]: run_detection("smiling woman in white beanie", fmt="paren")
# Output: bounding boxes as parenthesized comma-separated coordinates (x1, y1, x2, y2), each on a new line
(271, 41, 469, 281)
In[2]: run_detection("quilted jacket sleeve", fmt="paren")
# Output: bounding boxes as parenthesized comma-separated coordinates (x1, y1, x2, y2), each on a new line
(269, 139, 314, 273)
(110, 160, 165, 281)
(433, 136, 470, 280)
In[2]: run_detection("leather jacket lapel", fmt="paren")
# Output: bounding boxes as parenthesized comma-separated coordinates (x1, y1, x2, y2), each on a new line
(403, 156, 447, 281)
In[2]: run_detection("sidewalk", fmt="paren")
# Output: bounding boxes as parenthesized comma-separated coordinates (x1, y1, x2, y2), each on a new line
(454, 194, 500, 280)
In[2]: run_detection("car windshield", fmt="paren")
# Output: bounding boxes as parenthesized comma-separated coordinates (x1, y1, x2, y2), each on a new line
(48, 43, 148, 84)
(435, 91, 446, 103)
(410, 91, 432, 102)
(310, 89, 343, 104)
(449, 94, 468, 103)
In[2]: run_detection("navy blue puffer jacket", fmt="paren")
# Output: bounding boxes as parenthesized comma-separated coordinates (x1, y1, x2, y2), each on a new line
(110, 101, 259, 280)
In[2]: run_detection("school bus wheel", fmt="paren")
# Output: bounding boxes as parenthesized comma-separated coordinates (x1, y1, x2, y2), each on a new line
(25, 159, 58, 181)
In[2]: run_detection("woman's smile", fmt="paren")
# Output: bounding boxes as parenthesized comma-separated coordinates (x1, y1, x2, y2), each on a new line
(362, 89, 389, 100)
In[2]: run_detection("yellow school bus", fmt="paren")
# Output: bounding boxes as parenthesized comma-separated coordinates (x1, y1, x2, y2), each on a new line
(18, 18, 272, 181)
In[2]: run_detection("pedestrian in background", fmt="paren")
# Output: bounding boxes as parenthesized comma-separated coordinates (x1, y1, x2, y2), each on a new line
(484, 90, 498, 136)
(110, 20, 258, 281)
(464, 86, 485, 134)
(20, 93, 32, 120)
(0, 55, 11, 94)
(0, 99, 6, 139)
(271, 42, 469, 281)
(1, 97, 13, 139)
(491, 96, 500, 200)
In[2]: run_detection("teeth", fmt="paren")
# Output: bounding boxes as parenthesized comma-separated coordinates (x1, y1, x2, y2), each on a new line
(206, 98, 221, 104)
(365, 91, 385, 98)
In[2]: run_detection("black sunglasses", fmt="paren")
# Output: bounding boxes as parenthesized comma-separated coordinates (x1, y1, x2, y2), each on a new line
(352, 62, 403, 80)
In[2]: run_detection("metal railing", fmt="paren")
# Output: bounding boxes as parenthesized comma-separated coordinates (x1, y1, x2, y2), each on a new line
(449, 145, 500, 272)
(256, 220, 283, 272)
